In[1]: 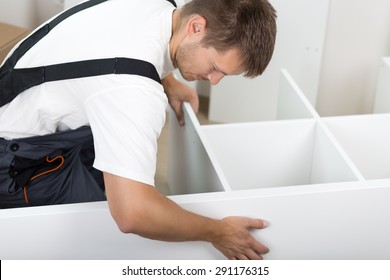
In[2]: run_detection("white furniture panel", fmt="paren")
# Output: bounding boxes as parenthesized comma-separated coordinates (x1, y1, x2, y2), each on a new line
(1, 179, 390, 260)
(309, 122, 364, 183)
(209, 0, 329, 123)
(168, 102, 228, 195)
(276, 69, 319, 120)
(0, 201, 218, 260)
(373, 57, 390, 114)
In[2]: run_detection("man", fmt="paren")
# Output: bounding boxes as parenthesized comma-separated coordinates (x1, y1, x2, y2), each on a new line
(0, 0, 277, 259)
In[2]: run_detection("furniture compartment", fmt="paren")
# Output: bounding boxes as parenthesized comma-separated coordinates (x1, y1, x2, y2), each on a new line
(168, 68, 321, 195)
(201, 119, 360, 191)
(168, 102, 229, 195)
(323, 114, 390, 180)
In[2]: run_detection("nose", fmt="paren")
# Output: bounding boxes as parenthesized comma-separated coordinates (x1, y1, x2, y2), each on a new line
(207, 71, 225, 85)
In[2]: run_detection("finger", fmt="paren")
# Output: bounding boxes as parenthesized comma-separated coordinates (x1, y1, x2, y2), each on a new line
(188, 94, 199, 114)
(175, 110, 184, 126)
(247, 218, 269, 230)
(244, 249, 262, 260)
(225, 252, 238, 260)
(236, 254, 249, 260)
(252, 240, 270, 255)
(172, 102, 185, 126)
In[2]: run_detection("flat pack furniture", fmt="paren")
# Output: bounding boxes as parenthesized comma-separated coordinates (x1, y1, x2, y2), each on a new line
(1, 63, 390, 259)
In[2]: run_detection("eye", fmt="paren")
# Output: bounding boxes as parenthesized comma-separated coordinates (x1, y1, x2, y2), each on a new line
(212, 64, 227, 76)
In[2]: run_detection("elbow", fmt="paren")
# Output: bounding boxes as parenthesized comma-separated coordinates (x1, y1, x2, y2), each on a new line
(113, 214, 136, 234)
(115, 219, 135, 234)
(111, 210, 141, 234)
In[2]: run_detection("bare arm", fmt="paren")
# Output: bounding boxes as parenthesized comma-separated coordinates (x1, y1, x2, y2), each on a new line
(162, 72, 199, 126)
(104, 172, 269, 260)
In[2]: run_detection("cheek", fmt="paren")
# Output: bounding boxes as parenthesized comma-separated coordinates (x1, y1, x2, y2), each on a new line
(177, 48, 194, 71)
(189, 55, 210, 74)
(177, 44, 210, 74)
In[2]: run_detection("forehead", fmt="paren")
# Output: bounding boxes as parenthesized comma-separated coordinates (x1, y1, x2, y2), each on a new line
(208, 47, 244, 75)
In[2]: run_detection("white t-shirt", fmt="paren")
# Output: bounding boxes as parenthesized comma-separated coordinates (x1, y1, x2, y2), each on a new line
(0, 0, 177, 186)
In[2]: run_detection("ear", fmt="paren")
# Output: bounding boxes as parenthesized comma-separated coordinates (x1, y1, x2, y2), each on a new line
(186, 15, 207, 37)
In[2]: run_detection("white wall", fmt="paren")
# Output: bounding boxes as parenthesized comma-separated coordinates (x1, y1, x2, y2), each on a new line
(209, 0, 390, 122)
(0, 0, 63, 30)
(36, 0, 64, 26)
(0, 0, 37, 29)
(63, 0, 83, 9)
(317, 0, 390, 116)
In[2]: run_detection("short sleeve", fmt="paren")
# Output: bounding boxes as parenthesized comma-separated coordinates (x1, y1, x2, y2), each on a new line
(84, 78, 167, 186)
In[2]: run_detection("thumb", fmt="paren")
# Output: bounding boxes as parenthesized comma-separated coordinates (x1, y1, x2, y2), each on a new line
(248, 218, 269, 230)
(188, 95, 199, 114)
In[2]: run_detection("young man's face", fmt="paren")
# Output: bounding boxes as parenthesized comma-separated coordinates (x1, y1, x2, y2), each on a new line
(175, 41, 243, 85)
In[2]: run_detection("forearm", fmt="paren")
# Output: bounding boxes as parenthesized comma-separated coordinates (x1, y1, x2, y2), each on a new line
(104, 172, 220, 243)
(138, 190, 220, 242)
(161, 72, 177, 93)
(160, 72, 199, 125)
(104, 172, 269, 259)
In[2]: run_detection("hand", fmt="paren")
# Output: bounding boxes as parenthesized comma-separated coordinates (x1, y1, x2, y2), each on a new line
(211, 217, 269, 260)
(162, 72, 199, 126)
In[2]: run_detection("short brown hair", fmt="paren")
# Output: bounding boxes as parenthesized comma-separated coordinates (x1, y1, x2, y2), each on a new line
(180, 0, 277, 78)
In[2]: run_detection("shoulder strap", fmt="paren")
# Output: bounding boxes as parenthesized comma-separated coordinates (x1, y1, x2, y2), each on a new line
(10, 58, 162, 98)
(166, 0, 177, 7)
(0, 0, 177, 107)
(0, 0, 109, 75)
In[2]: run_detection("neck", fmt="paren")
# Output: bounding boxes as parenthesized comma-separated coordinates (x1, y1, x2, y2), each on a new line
(170, 9, 182, 68)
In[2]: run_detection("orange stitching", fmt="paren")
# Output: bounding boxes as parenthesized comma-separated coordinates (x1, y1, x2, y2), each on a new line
(23, 186, 29, 205)
(23, 155, 65, 205)
(30, 156, 65, 181)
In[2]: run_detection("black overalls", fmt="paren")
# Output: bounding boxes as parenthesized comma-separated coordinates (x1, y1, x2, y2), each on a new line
(0, 0, 176, 208)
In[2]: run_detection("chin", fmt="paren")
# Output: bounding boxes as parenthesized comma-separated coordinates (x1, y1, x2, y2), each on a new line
(181, 74, 196, 81)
